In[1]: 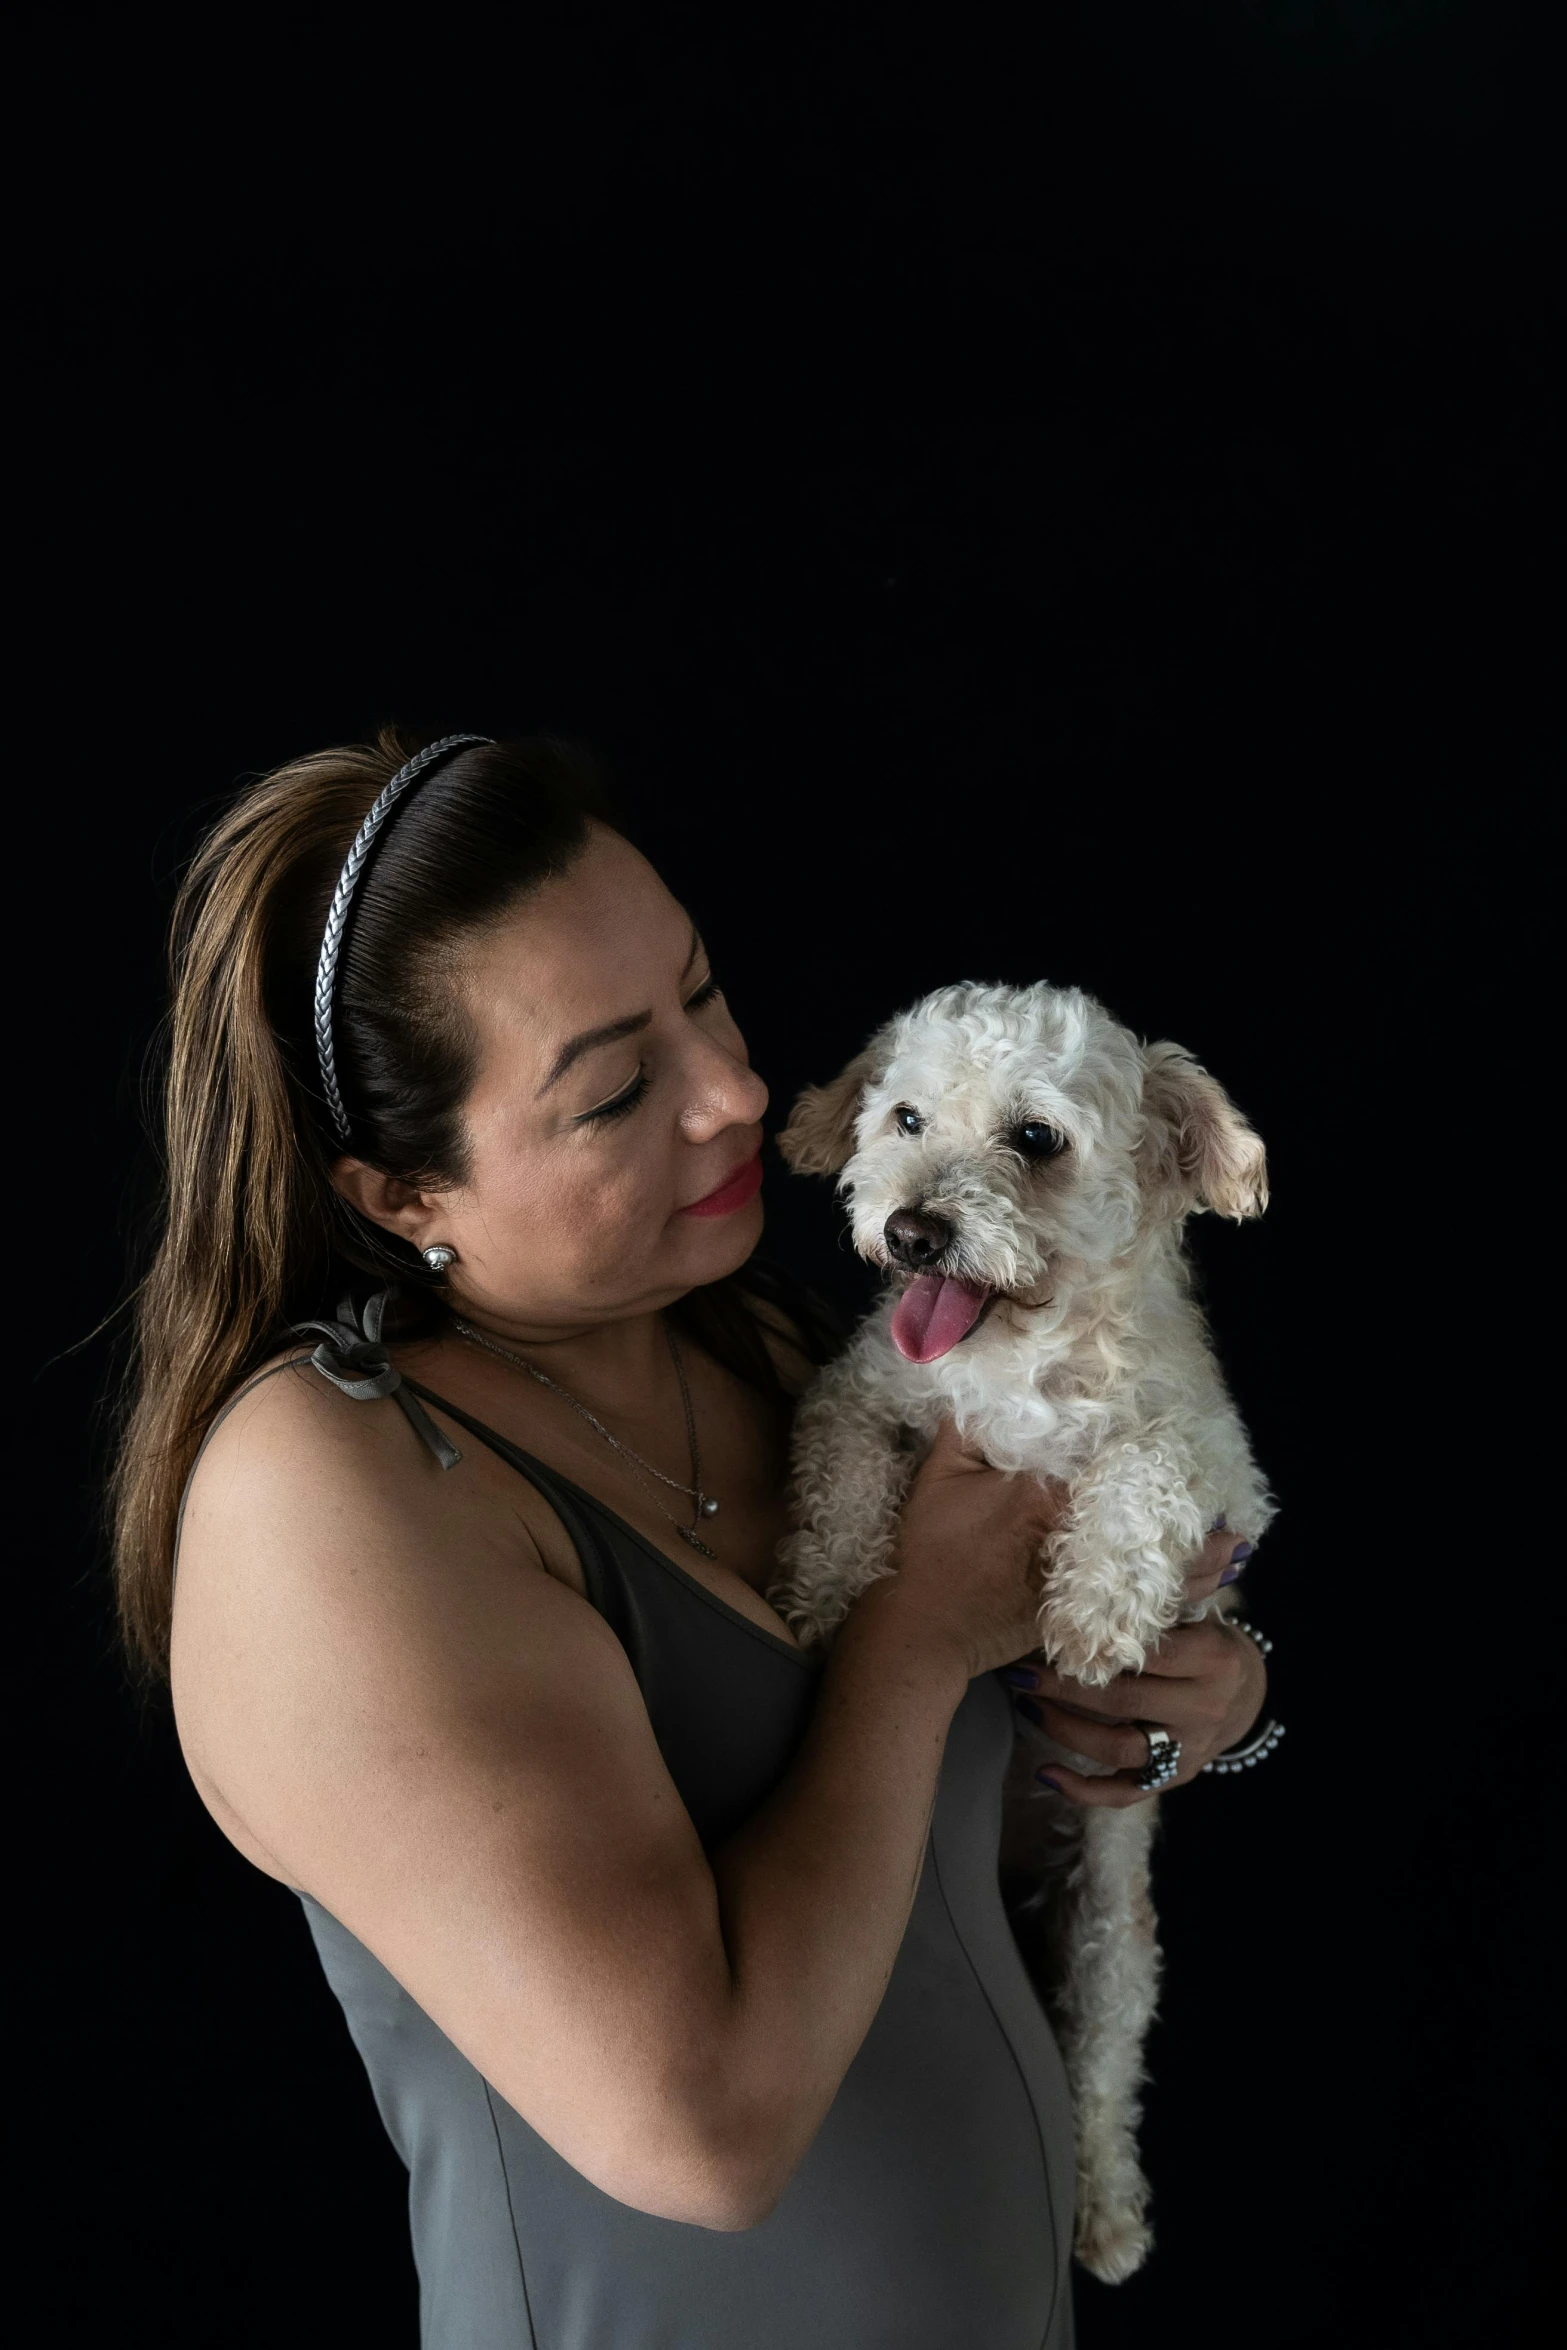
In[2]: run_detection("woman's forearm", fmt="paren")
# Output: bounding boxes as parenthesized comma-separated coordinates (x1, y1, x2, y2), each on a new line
(697, 1586, 969, 2211)
(535, 1431, 1049, 2230)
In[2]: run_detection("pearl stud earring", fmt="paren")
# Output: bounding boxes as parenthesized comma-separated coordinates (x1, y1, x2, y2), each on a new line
(422, 1244, 457, 1275)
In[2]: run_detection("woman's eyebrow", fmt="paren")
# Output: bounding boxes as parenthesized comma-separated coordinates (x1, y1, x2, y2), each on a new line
(539, 1011, 651, 1096)
(539, 929, 704, 1096)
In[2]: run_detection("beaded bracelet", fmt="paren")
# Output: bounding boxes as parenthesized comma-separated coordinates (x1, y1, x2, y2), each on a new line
(1202, 1620, 1286, 1775)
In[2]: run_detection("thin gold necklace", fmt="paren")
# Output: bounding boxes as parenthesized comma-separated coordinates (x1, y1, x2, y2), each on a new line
(452, 1314, 720, 1560)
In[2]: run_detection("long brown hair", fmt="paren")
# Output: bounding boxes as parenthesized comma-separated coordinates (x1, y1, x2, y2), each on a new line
(112, 727, 613, 1674)
(111, 728, 838, 1680)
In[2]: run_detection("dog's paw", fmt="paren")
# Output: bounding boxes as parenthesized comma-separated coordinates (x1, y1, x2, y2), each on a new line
(1075, 2196, 1153, 2285)
(1037, 1604, 1150, 1689)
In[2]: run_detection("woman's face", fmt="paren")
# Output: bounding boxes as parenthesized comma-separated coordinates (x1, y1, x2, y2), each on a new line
(376, 823, 770, 1334)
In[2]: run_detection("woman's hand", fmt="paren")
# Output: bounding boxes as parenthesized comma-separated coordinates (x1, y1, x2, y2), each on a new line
(860, 1422, 1071, 1683)
(1002, 1525, 1268, 1804)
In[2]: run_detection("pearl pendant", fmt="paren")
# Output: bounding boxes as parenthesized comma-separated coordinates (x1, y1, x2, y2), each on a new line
(700, 1495, 719, 1518)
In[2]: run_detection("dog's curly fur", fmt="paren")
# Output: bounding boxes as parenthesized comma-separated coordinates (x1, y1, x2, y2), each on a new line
(771, 982, 1274, 2282)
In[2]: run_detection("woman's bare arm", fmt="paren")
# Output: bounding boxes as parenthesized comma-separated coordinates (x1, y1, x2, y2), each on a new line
(173, 1374, 1052, 2231)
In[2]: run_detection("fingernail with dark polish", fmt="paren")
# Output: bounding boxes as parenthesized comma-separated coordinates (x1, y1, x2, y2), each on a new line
(1210, 1514, 1228, 1532)
(1218, 1567, 1240, 1586)
(1000, 1666, 1038, 1688)
(1036, 1771, 1065, 1792)
(1015, 1696, 1043, 1726)
(1231, 1540, 1255, 1562)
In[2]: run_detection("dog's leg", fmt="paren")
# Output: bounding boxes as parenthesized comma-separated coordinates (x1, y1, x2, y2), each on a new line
(1187, 1388, 1277, 1556)
(1040, 1428, 1207, 1685)
(1053, 1800, 1161, 2284)
(771, 1345, 919, 1645)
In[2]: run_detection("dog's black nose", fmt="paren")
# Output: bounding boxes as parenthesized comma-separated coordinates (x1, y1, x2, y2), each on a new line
(884, 1208, 953, 1268)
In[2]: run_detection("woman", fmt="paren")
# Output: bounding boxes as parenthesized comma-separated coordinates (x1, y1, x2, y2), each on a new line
(115, 731, 1265, 2349)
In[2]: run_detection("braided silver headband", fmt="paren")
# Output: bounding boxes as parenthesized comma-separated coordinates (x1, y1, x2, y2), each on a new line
(313, 733, 493, 1141)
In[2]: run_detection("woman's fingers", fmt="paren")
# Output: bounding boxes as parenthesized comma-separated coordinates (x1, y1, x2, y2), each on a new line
(1033, 1760, 1174, 1808)
(886, 1429, 1073, 1679)
(1008, 1618, 1244, 1712)
(1130, 1621, 1258, 1739)
(1016, 1697, 1150, 1773)
(920, 1416, 989, 1470)
(1027, 1711, 1201, 1807)
(1183, 1523, 1257, 1603)
(1006, 1659, 1154, 1717)
(1005, 1614, 1268, 1801)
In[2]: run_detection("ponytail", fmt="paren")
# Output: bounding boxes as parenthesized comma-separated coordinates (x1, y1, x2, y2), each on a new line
(110, 729, 601, 1674)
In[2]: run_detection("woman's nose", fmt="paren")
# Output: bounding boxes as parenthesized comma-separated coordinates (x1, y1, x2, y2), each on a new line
(681, 1041, 769, 1138)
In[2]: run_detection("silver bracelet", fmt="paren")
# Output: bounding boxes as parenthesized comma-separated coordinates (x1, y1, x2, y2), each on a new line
(1203, 1718, 1286, 1773)
(1203, 1620, 1285, 1774)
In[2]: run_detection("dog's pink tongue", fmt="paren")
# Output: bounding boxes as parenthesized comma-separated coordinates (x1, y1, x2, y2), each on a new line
(890, 1273, 991, 1363)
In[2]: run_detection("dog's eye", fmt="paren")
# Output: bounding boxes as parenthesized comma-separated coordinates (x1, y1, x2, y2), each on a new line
(894, 1105, 924, 1136)
(1014, 1121, 1067, 1160)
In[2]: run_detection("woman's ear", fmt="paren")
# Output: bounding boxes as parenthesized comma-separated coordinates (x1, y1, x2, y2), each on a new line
(330, 1158, 443, 1247)
(778, 1047, 881, 1177)
(1138, 1042, 1268, 1220)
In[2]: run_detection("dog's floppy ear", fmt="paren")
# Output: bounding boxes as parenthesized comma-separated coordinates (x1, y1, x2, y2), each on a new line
(1139, 1042, 1267, 1220)
(778, 1048, 881, 1177)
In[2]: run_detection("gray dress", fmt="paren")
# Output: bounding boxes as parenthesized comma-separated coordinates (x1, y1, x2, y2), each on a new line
(297, 1377, 1077, 2349)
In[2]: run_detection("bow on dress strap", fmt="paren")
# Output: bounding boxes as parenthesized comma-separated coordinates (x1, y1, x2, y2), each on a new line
(292, 1288, 462, 1470)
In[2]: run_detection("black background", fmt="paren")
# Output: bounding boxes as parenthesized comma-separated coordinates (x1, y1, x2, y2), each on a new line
(9, 5, 1555, 2344)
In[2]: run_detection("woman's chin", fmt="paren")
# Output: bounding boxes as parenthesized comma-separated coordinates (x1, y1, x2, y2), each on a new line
(672, 1192, 765, 1288)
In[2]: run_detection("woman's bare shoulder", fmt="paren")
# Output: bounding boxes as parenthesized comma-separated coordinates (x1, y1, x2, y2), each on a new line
(171, 1344, 584, 1710)
(171, 1346, 634, 1879)
(180, 1348, 432, 1545)
(182, 1328, 592, 1612)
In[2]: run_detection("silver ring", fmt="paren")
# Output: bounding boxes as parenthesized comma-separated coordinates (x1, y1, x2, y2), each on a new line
(1137, 1725, 1181, 1792)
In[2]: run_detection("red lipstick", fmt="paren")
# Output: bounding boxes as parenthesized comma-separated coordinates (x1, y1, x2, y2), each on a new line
(679, 1152, 765, 1219)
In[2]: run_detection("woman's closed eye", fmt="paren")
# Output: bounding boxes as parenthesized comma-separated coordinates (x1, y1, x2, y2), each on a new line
(573, 976, 726, 1124)
(575, 1067, 651, 1125)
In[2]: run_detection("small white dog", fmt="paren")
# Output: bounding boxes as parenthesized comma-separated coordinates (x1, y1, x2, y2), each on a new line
(772, 980, 1274, 2283)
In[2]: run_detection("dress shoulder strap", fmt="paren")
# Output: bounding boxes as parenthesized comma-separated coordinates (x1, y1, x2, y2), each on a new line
(292, 1290, 462, 1469)
(397, 1377, 645, 1644)
(295, 1291, 636, 1632)
(173, 1289, 459, 1580)
(184, 1291, 644, 1643)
